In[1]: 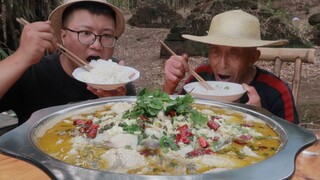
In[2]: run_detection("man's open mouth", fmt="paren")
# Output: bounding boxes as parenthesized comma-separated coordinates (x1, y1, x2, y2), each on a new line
(87, 56, 101, 62)
(218, 74, 231, 81)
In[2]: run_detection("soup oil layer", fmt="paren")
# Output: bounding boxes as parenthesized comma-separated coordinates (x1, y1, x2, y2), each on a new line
(36, 90, 280, 175)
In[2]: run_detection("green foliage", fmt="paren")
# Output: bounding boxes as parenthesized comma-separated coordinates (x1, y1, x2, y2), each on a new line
(123, 88, 195, 119)
(121, 123, 142, 134)
(261, 0, 274, 12)
(189, 109, 208, 127)
(1, 0, 61, 50)
(259, 0, 289, 20)
(160, 135, 179, 151)
(0, 48, 13, 61)
(257, 1, 313, 47)
(108, 0, 131, 10)
(107, 0, 195, 11)
(122, 88, 209, 130)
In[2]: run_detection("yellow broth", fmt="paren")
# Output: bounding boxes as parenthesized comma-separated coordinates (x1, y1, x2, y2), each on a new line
(36, 103, 281, 175)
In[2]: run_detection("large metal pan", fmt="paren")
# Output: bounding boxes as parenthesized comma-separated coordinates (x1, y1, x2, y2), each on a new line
(0, 96, 316, 180)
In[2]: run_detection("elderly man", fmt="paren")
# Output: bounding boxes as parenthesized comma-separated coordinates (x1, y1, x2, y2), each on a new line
(0, 0, 136, 125)
(163, 10, 298, 124)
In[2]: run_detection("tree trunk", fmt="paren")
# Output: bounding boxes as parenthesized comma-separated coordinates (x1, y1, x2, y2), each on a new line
(1, 0, 7, 46)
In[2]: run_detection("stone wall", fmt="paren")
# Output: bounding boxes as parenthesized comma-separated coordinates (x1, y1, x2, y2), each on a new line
(128, 1, 183, 29)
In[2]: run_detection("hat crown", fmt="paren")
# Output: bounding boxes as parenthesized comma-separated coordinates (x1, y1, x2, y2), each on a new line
(49, 0, 125, 43)
(182, 9, 288, 47)
(208, 10, 261, 40)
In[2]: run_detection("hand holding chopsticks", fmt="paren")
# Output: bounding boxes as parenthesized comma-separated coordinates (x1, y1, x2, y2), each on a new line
(16, 18, 92, 71)
(159, 39, 213, 90)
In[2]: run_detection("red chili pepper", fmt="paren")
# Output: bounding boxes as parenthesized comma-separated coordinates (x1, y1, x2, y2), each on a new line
(73, 119, 84, 125)
(141, 123, 146, 129)
(187, 149, 202, 157)
(140, 149, 153, 156)
(139, 115, 149, 121)
(203, 149, 214, 155)
(85, 120, 93, 125)
(187, 148, 213, 157)
(240, 134, 252, 141)
(212, 136, 219, 141)
(177, 124, 193, 137)
(258, 145, 268, 150)
(233, 139, 247, 145)
(84, 126, 90, 133)
(75, 119, 99, 138)
(211, 116, 221, 120)
(86, 127, 98, 138)
(91, 123, 99, 129)
(175, 134, 190, 144)
(207, 119, 220, 131)
(85, 123, 99, 138)
(198, 136, 209, 148)
(242, 123, 254, 127)
(167, 110, 176, 117)
(175, 125, 194, 145)
(79, 127, 85, 133)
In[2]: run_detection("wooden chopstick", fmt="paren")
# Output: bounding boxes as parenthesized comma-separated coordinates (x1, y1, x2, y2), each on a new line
(16, 18, 92, 71)
(158, 39, 213, 90)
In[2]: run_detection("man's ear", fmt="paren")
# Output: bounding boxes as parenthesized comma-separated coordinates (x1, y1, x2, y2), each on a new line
(60, 29, 66, 45)
(251, 49, 261, 64)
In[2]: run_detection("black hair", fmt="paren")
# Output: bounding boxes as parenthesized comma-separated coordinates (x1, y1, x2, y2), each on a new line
(62, 2, 116, 28)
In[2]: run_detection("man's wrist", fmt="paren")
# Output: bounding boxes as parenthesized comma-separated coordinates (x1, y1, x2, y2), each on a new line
(162, 82, 176, 95)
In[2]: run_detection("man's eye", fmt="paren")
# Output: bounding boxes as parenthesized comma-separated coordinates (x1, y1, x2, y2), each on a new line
(102, 34, 113, 39)
(211, 50, 219, 56)
(229, 52, 239, 58)
(79, 31, 92, 36)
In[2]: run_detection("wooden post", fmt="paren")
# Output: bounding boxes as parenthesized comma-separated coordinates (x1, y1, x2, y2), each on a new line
(273, 57, 282, 77)
(257, 47, 316, 106)
(258, 48, 315, 63)
(293, 58, 302, 106)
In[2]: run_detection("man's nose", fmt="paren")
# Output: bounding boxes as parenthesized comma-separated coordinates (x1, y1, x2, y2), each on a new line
(89, 37, 103, 49)
(219, 53, 229, 68)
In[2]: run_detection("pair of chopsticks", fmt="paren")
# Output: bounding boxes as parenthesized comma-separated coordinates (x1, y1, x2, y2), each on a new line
(159, 40, 213, 90)
(16, 18, 92, 71)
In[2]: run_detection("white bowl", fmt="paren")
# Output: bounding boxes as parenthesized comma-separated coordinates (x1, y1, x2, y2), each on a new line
(183, 81, 246, 102)
(72, 66, 140, 90)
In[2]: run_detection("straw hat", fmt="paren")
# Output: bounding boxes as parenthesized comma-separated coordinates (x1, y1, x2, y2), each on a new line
(48, 0, 125, 43)
(182, 10, 288, 47)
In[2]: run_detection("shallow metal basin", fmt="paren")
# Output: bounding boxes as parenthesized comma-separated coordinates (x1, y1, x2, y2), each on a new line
(0, 96, 316, 180)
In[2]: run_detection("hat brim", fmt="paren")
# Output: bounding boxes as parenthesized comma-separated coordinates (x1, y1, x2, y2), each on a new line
(49, 0, 125, 44)
(182, 34, 288, 47)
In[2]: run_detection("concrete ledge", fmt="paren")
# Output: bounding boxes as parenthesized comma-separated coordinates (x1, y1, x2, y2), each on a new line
(0, 113, 18, 136)
(0, 113, 18, 128)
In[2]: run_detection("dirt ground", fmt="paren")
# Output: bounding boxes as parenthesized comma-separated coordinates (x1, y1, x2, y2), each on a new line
(114, 16, 320, 123)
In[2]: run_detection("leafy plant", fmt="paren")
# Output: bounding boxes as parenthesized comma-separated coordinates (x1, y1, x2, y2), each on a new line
(123, 88, 195, 119)
(0, 48, 13, 60)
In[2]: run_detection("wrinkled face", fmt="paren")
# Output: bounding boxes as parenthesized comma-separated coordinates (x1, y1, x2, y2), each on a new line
(61, 9, 116, 63)
(209, 45, 259, 83)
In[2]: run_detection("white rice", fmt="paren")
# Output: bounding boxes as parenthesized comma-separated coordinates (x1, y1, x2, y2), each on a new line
(77, 59, 133, 84)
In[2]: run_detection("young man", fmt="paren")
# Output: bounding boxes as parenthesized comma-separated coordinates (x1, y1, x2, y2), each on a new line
(0, 0, 136, 125)
(163, 10, 299, 124)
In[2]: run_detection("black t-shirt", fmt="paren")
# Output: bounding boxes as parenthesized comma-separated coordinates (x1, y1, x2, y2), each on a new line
(181, 64, 299, 124)
(0, 53, 136, 124)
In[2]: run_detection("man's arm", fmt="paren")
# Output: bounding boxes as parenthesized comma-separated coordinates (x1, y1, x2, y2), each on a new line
(0, 21, 57, 98)
(163, 54, 189, 94)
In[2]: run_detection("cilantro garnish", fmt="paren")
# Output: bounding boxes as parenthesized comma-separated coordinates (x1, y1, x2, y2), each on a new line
(123, 88, 195, 119)
(189, 109, 208, 126)
(160, 135, 179, 151)
(120, 123, 141, 134)
(122, 88, 208, 127)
